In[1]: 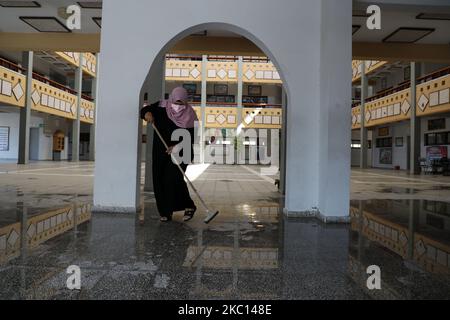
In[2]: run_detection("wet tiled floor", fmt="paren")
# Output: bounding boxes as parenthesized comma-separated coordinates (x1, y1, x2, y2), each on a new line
(0, 162, 449, 299)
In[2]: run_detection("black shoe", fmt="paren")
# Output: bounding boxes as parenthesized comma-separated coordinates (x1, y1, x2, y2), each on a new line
(183, 206, 196, 221)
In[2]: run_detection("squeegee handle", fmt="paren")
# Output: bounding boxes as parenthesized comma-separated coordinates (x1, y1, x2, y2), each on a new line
(151, 123, 210, 211)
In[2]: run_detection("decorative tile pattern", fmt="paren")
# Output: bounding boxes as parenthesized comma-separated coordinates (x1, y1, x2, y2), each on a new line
(216, 114, 226, 124)
(217, 69, 227, 79)
(12, 83, 24, 101)
(190, 68, 200, 79)
(429, 91, 439, 107)
(244, 70, 254, 80)
(401, 100, 411, 114)
(7, 229, 19, 247)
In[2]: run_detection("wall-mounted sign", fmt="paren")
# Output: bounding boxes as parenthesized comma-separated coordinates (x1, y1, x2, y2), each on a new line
(426, 146, 448, 161)
(0, 126, 10, 151)
(378, 127, 389, 137)
(379, 148, 392, 164)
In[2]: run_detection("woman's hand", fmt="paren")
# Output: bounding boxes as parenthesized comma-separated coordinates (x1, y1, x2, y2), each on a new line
(144, 112, 154, 123)
(166, 143, 181, 154)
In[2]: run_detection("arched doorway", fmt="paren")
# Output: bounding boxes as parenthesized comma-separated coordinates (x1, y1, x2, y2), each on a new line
(93, 0, 351, 222)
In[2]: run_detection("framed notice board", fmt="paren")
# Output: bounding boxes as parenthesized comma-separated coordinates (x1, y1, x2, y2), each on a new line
(0, 126, 10, 151)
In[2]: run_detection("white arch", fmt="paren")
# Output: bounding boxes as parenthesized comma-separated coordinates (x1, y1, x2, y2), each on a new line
(93, 0, 352, 222)
(141, 22, 290, 98)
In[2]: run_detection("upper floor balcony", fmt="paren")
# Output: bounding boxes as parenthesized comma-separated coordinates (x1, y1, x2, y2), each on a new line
(190, 102, 282, 129)
(352, 60, 388, 83)
(351, 66, 450, 129)
(165, 55, 282, 84)
(0, 58, 94, 124)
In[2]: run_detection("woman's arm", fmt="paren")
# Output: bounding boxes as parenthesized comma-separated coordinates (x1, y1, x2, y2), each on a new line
(140, 101, 160, 121)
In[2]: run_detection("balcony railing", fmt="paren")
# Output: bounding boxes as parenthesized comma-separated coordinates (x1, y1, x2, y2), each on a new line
(164, 55, 281, 83)
(352, 60, 388, 83)
(243, 103, 282, 109)
(352, 67, 450, 128)
(365, 81, 411, 103)
(54, 52, 97, 77)
(0, 57, 94, 123)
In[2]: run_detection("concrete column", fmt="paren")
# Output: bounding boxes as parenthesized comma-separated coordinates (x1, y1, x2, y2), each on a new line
(89, 53, 100, 161)
(270, 129, 280, 168)
(407, 198, 418, 260)
(18, 51, 33, 164)
(200, 55, 207, 163)
(237, 57, 243, 116)
(360, 61, 368, 169)
(410, 61, 421, 175)
(236, 56, 244, 164)
(279, 88, 287, 194)
(144, 56, 165, 192)
(312, 0, 351, 221)
(72, 54, 83, 162)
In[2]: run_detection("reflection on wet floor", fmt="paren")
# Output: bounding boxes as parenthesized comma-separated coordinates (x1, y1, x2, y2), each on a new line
(378, 187, 420, 194)
(0, 164, 450, 299)
(0, 203, 92, 266)
(0, 197, 449, 299)
(349, 199, 450, 299)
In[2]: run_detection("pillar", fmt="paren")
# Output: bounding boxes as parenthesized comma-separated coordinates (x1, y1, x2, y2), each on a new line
(18, 51, 33, 164)
(410, 61, 421, 175)
(360, 61, 368, 169)
(144, 56, 165, 192)
(270, 129, 280, 168)
(200, 54, 207, 163)
(236, 56, 244, 164)
(279, 88, 287, 194)
(72, 53, 83, 162)
(89, 53, 99, 161)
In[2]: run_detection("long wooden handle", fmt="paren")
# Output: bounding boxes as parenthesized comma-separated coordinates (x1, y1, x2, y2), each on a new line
(151, 123, 210, 212)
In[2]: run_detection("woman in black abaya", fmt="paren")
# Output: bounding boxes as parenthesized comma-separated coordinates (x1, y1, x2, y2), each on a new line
(140, 87, 197, 222)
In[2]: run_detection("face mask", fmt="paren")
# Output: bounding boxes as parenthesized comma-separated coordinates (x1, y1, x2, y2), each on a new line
(171, 103, 183, 112)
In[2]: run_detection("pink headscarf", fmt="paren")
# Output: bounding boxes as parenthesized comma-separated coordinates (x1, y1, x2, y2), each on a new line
(160, 87, 197, 128)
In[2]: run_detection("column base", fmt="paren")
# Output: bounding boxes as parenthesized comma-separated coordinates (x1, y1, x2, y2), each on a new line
(283, 208, 350, 224)
(92, 205, 139, 214)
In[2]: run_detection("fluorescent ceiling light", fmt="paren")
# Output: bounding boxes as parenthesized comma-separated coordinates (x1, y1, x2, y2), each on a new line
(383, 27, 435, 43)
(0, 1, 40, 7)
(19, 16, 71, 33)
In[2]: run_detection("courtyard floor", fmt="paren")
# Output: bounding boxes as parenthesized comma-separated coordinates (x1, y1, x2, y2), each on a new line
(0, 161, 449, 299)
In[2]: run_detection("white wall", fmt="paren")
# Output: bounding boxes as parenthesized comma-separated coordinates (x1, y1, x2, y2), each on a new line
(0, 110, 19, 159)
(350, 129, 373, 167)
(372, 121, 409, 170)
(0, 110, 70, 160)
(351, 129, 361, 167)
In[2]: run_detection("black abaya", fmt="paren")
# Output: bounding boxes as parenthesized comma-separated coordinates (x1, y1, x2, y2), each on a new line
(140, 102, 196, 218)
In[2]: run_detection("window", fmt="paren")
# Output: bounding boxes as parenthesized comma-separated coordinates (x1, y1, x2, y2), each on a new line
(425, 131, 449, 146)
(376, 137, 392, 148)
(423, 200, 450, 217)
(428, 118, 446, 131)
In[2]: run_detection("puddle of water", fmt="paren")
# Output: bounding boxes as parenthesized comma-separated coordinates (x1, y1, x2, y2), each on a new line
(378, 187, 419, 194)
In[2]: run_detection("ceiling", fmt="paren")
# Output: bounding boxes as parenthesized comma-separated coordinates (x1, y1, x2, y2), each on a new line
(352, 1, 450, 44)
(0, 0, 102, 33)
(0, 0, 449, 45)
